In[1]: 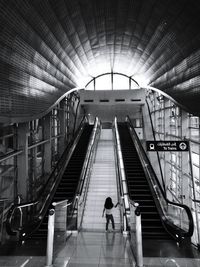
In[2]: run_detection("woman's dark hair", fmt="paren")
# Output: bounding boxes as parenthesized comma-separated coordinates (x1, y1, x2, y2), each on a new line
(104, 197, 113, 209)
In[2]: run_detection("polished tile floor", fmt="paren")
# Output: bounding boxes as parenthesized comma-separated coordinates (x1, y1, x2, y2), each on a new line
(53, 231, 200, 267)
(53, 231, 135, 267)
(1, 231, 200, 266)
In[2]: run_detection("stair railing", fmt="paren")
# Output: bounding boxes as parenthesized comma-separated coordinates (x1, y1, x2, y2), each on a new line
(113, 117, 130, 233)
(76, 118, 101, 229)
(6, 116, 87, 238)
(126, 116, 194, 241)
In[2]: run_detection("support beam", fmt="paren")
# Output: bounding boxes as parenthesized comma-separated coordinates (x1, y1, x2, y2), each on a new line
(17, 122, 29, 201)
(58, 100, 66, 155)
(180, 111, 190, 206)
(164, 100, 171, 199)
(43, 114, 52, 175)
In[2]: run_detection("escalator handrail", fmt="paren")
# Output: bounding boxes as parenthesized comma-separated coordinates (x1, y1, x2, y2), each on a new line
(113, 125, 124, 229)
(78, 118, 100, 197)
(114, 118, 128, 207)
(78, 119, 100, 203)
(126, 116, 194, 237)
(113, 123, 122, 197)
(67, 118, 100, 225)
(6, 116, 87, 235)
(76, 119, 101, 228)
(113, 118, 130, 232)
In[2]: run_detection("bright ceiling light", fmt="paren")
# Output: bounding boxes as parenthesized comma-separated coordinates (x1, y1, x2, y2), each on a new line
(133, 74, 150, 87)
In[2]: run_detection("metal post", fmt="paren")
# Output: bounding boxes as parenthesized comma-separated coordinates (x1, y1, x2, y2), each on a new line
(0, 201, 5, 243)
(135, 205, 143, 267)
(17, 195, 23, 230)
(45, 209, 55, 267)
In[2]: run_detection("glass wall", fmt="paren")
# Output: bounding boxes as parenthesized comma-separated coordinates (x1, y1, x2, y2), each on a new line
(189, 115, 200, 247)
(0, 128, 16, 201)
(51, 108, 60, 168)
(0, 95, 81, 202)
(0, 94, 84, 242)
(28, 119, 45, 199)
(146, 90, 200, 248)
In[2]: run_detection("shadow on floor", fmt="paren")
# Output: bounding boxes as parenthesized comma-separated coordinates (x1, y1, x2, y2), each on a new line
(143, 239, 200, 258)
(0, 239, 46, 256)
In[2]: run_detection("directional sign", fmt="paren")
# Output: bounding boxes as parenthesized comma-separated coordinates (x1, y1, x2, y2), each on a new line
(146, 141, 189, 152)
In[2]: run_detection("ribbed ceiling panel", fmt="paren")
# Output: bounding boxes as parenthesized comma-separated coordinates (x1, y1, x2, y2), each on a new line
(1, 0, 200, 120)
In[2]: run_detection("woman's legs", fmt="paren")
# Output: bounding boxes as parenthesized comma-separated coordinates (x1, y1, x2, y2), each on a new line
(110, 214, 115, 230)
(106, 214, 115, 230)
(106, 215, 109, 230)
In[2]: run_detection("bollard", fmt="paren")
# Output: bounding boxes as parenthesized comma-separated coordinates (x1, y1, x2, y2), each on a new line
(135, 205, 143, 267)
(45, 209, 55, 267)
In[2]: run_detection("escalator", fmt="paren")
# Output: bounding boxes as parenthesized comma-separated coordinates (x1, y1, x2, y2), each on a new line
(52, 125, 93, 203)
(30, 124, 93, 240)
(117, 122, 174, 240)
(11, 124, 94, 241)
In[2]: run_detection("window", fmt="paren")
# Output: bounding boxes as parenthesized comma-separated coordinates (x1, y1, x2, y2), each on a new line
(113, 74, 129, 90)
(95, 74, 112, 90)
(192, 152, 199, 167)
(189, 116, 199, 140)
(85, 73, 139, 90)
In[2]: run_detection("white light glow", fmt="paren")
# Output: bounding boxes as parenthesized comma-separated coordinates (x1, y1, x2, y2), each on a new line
(133, 74, 150, 87)
(95, 74, 112, 90)
(85, 73, 140, 90)
(113, 75, 129, 90)
(76, 56, 134, 87)
(76, 74, 92, 88)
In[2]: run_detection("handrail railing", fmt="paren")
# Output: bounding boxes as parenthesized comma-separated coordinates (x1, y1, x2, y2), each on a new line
(0, 150, 23, 163)
(77, 118, 101, 229)
(114, 118, 143, 266)
(59, 117, 100, 232)
(113, 121, 123, 231)
(52, 199, 71, 207)
(113, 125, 124, 232)
(126, 116, 194, 240)
(6, 116, 87, 237)
(78, 118, 100, 198)
(113, 117, 130, 233)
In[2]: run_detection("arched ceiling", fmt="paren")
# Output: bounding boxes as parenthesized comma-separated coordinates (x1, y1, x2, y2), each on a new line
(1, 0, 200, 121)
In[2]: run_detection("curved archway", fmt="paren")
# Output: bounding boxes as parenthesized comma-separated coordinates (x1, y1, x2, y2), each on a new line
(85, 72, 140, 90)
